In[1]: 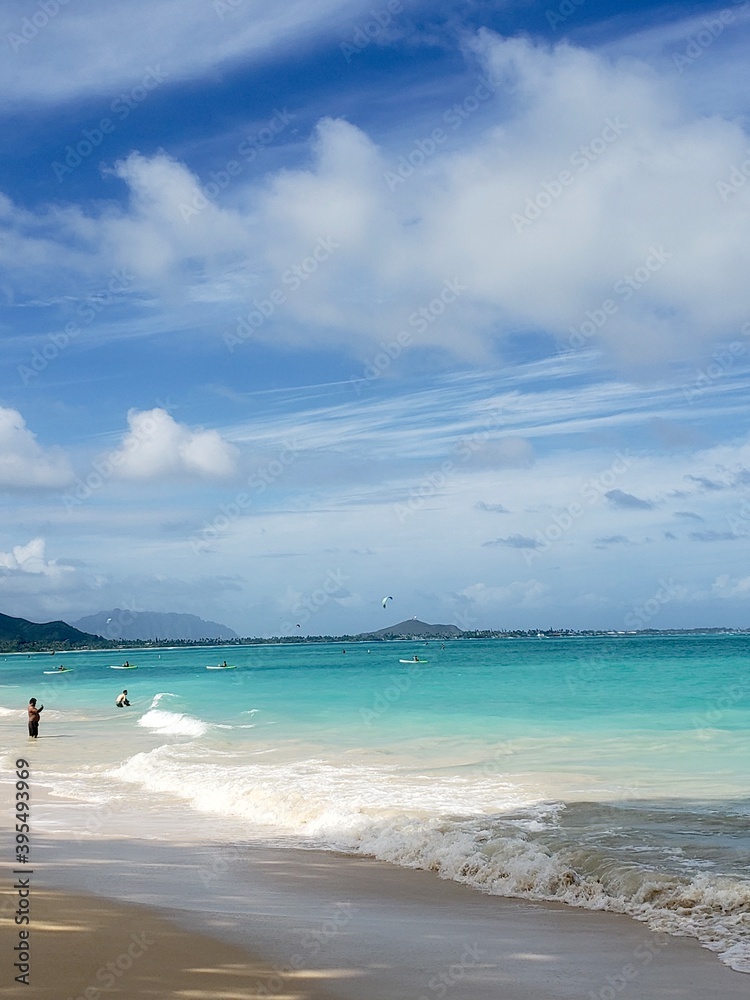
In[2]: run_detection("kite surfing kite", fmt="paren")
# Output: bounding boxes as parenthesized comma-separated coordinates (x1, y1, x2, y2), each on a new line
(382, 595, 393, 609)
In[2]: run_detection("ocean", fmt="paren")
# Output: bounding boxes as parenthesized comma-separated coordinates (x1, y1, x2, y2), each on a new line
(2, 633, 749, 971)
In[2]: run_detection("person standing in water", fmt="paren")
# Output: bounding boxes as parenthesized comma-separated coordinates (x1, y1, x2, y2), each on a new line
(27, 698, 43, 738)
(115, 690, 131, 708)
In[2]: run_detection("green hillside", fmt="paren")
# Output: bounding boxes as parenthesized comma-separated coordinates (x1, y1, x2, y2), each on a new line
(0, 612, 109, 651)
(359, 619, 464, 640)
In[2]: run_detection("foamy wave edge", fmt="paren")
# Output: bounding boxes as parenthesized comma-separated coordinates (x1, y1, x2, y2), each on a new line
(107, 748, 750, 973)
(344, 819, 750, 974)
(137, 708, 208, 737)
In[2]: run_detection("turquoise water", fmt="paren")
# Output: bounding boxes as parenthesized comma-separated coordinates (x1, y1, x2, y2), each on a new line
(1, 634, 749, 969)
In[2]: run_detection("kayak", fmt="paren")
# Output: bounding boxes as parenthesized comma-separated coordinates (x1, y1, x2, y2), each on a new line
(399, 659, 428, 664)
(44, 668, 73, 674)
(110, 665, 138, 669)
(206, 664, 237, 670)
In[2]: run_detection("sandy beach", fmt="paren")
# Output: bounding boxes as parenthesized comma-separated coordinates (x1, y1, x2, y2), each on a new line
(1, 888, 344, 1000)
(3, 832, 747, 1000)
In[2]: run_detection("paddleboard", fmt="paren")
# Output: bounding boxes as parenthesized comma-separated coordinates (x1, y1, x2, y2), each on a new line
(206, 664, 237, 670)
(44, 668, 72, 674)
(399, 659, 428, 664)
(110, 665, 138, 669)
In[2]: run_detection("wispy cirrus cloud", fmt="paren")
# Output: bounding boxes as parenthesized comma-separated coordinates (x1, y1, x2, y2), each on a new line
(0, 0, 376, 106)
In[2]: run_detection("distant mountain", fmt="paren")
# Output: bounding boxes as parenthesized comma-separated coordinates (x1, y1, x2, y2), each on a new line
(0, 612, 105, 649)
(72, 609, 238, 642)
(359, 619, 464, 640)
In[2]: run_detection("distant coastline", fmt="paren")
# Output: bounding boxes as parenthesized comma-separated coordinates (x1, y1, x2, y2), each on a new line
(2, 624, 748, 654)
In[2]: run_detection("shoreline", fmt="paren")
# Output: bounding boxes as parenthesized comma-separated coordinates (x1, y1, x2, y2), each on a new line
(9, 832, 747, 999)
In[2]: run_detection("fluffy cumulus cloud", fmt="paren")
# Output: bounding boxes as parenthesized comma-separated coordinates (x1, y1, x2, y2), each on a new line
(103, 153, 253, 289)
(107, 408, 239, 481)
(0, 537, 72, 578)
(237, 30, 750, 364)
(3, 29, 749, 366)
(0, 406, 73, 488)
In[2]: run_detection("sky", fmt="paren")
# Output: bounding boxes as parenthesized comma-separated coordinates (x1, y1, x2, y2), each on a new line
(1, 0, 750, 636)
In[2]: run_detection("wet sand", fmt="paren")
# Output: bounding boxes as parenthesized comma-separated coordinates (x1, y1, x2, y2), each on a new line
(2, 833, 746, 999)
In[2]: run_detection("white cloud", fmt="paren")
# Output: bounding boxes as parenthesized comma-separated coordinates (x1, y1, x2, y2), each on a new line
(3, 31, 750, 367)
(109, 408, 239, 481)
(0, 0, 376, 106)
(711, 574, 750, 599)
(0, 537, 72, 578)
(103, 153, 253, 289)
(0, 406, 73, 488)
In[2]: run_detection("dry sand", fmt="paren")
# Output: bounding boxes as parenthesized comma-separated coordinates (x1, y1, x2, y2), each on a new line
(0, 887, 342, 1000)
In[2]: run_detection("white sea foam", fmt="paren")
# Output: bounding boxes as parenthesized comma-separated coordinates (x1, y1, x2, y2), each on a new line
(137, 709, 208, 737)
(149, 692, 180, 708)
(106, 746, 750, 973)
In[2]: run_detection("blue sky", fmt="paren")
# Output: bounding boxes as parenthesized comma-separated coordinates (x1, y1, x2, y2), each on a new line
(2, 0, 750, 635)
